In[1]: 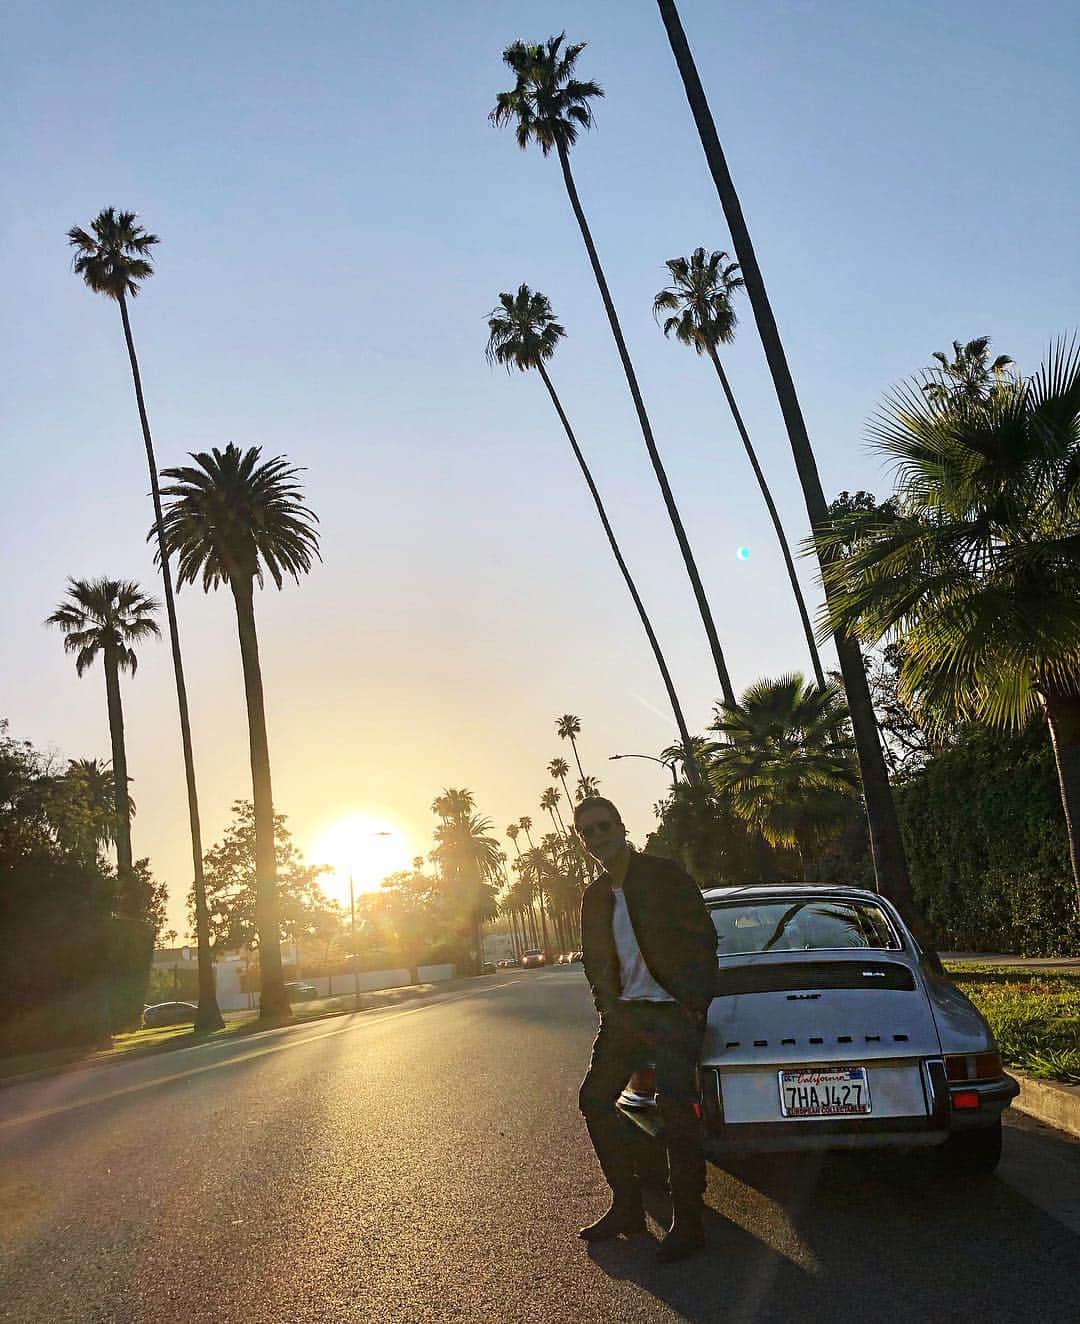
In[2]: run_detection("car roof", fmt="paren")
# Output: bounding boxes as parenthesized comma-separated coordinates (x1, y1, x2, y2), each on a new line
(703, 883, 890, 905)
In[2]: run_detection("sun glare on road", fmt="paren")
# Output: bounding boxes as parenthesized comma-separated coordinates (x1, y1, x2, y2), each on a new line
(310, 813, 415, 901)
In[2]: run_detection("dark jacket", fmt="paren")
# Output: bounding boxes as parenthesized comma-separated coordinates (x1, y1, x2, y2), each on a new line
(580, 851, 717, 1018)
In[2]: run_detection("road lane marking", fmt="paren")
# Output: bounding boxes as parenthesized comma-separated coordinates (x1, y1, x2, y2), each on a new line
(0, 980, 522, 1130)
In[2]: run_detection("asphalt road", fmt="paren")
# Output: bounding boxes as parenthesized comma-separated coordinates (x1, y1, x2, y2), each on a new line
(1, 969, 1078, 1323)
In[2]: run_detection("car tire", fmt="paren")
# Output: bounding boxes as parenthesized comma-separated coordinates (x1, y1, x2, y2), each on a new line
(938, 1118, 1003, 1177)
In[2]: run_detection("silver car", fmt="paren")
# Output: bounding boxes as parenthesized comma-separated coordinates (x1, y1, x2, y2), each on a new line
(619, 884, 1018, 1176)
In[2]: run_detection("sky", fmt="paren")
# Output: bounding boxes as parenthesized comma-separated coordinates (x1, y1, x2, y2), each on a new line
(3, 1, 1078, 932)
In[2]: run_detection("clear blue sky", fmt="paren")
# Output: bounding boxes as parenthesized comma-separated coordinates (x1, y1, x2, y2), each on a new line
(3, 1, 1078, 931)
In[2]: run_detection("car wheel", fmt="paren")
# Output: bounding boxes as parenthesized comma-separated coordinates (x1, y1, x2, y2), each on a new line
(938, 1118, 1003, 1177)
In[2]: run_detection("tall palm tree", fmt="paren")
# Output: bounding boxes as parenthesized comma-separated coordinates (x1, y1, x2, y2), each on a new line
(654, 248, 824, 686)
(654, 3, 925, 939)
(506, 822, 522, 857)
(158, 443, 320, 1019)
(576, 774, 602, 801)
(555, 713, 587, 783)
(817, 339, 1080, 907)
(487, 286, 700, 781)
(518, 816, 536, 850)
(923, 336, 1014, 406)
(707, 674, 858, 876)
(67, 207, 223, 1030)
(46, 578, 158, 914)
(540, 787, 564, 839)
(492, 36, 735, 705)
(432, 788, 476, 823)
(547, 756, 574, 808)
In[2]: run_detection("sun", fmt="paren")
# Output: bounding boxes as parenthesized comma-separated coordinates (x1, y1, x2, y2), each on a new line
(309, 812, 416, 904)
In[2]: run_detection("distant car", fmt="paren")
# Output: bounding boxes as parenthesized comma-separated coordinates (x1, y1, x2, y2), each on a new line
(284, 981, 318, 1002)
(496, 957, 518, 969)
(142, 1001, 197, 1028)
(618, 884, 1018, 1176)
(481, 961, 497, 974)
(521, 949, 546, 969)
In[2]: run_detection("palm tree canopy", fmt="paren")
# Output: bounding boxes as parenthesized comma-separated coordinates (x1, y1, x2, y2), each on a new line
(46, 577, 160, 676)
(158, 443, 320, 591)
(556, 714, 581, 741)
(506, 823, 520, 840)
(432, 788, 476, 820)
(576, 775, 601, 799)
(922, 336, 1015, 406)
(816, 338, 1080, 730)
(707, 674, 857, 850)
(490, 32, 603, 157)
(485, 284, 565, 373)
(518, 816, 532, 832)
(67, 207, 158, 301)
(653, 247, 744, 355)
(547, 757, 570, 780)
(540, 787, 561, 812)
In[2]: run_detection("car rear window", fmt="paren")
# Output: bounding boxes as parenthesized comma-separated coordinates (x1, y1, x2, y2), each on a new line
(710, 898, 901, 955)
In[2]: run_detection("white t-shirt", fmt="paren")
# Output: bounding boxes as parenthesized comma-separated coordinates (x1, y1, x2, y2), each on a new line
(611, 886, 675, 1002)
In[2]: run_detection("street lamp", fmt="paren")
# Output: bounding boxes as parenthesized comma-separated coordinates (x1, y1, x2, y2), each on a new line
(346, 830, 392, 1009)
(608, 752, 679, 789)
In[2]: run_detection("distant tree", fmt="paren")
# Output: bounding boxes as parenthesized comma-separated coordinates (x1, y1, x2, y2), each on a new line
(654, 247, 823, 685)
(575, 774, 601, 801)
(922, 335, 1014, 407)
(46, 577, 158, 914)
(193, 800, 338, 956)
(381, 863, 444, 984)
(492, 34, 734, 702)
(555, 714, 587, 783)
(160, 444, 320, 1020)
(432, 806, 501, 973)
(547, 757, 574, 808)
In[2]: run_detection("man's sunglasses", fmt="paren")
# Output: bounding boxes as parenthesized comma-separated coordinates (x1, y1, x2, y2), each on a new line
(577, 820, 616, 840)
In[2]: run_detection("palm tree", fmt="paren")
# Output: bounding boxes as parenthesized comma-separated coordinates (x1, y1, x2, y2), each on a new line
(547, 757, 574, 808)
(654, 248, 824, 686)
(518, 816, 536, 850)
(817, 339, 1080, 907)
(67, 208, 223, 1031)
(433, 808, 502, 974)
(506, 822, 522, 857)
(922, 336, 1014, 406)
(519, 845, 554, 956)
(58, 757, 134, 861)
(707, 674, 858, 876)
(576, 774, 602, 801)
(158, 443, 320, 1019)
(46, 578, 158, 913)
(654, 3, 924, 939)
(540, 787, 564, 839)
(492, 36, 735, 705)
(555, 714, 588, 784)
(432, 788, 476, 823)
(487, 285, 701, 781)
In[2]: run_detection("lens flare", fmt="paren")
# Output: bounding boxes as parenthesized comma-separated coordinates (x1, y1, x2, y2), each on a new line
(736, 546, 752, 561)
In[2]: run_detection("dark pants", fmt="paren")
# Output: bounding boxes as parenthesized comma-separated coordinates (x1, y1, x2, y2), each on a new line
(578, 1000, 706, 1216)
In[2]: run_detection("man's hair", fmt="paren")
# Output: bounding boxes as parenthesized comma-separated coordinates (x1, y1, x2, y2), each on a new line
(573, 795, 623, 826)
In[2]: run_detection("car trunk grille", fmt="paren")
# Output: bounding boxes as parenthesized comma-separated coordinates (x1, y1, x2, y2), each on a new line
(715, 960, 915, 996)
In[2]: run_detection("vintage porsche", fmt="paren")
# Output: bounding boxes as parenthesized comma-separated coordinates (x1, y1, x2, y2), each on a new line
(618, 885, 1019, 1176)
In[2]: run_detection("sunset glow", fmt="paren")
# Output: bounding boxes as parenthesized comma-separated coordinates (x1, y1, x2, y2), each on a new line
(310, 813, 416, 903)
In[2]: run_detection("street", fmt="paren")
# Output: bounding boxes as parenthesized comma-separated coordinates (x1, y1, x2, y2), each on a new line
(1, 969, 1078, 1323)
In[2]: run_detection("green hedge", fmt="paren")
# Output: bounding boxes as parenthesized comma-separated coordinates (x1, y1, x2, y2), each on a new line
(895, 725, 1080, 955)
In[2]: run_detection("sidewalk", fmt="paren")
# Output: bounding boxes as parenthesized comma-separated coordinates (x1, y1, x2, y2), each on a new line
(0, 975, 483, 1088)
(942, 953, 1080, 971)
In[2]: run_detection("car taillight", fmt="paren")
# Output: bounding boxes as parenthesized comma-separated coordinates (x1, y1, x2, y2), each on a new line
(944, 1052, 1002, 1082)
(952, 1091, 981, 1110)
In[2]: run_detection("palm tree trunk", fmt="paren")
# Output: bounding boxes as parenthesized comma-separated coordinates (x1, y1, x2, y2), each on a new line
(655, 0, 932, 950)
(116, 294, 223, 1031)
(1042, 691, 1080, 910)
(537, 888, 551, 957)
(538, 363, 702, 784)
(706, 347, 825, 687)
(555, 142, 735, 706)
(230, 575, 289, 1019)
(557, 771, 575, 811)
(101, 643, 135, 912)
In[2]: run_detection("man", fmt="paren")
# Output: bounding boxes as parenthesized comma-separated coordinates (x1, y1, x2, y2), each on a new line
(575, 796, 717, 1263)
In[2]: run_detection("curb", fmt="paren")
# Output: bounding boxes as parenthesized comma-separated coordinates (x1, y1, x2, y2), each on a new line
(1012, 1071, 1080, 1139)
(0, 976, 483, 1089)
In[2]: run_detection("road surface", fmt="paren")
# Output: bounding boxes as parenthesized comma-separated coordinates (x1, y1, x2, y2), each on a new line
(1, 970, 1077, 1322)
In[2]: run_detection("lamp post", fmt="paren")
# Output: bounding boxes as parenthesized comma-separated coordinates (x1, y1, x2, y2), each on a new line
(346, 831, 392, 1011)
(609, 752, 680, 789)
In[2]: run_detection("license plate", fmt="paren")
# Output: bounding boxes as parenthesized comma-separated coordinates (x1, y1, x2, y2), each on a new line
(778, 1066, 872, 1117)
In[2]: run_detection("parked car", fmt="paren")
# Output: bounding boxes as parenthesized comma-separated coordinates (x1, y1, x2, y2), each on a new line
(521, 949, 546, 969)
(285, 980, 318, 1002)
(496, 957, 518, 969)
(481, 961, 497, 974)
(618, 885, 1018, 1176)
(142, 1001, 198, 1028)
